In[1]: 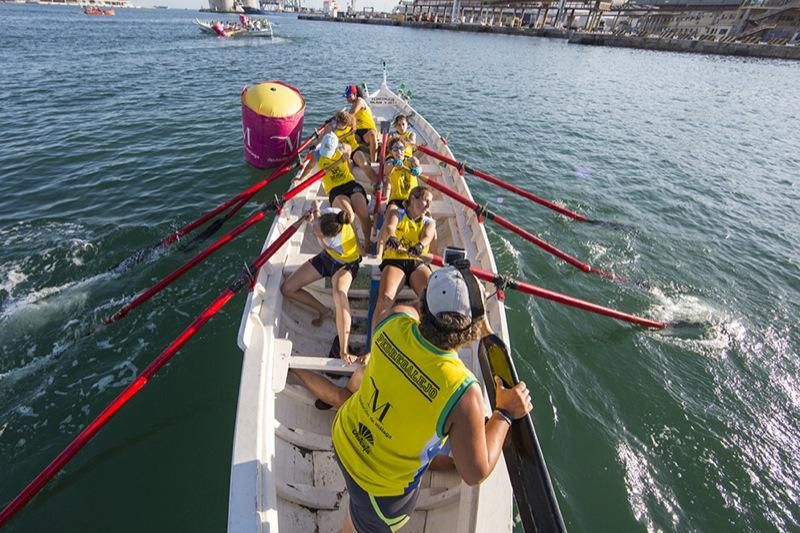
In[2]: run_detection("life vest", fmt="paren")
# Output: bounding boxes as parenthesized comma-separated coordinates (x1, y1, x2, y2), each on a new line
(332, 312, 477, 496)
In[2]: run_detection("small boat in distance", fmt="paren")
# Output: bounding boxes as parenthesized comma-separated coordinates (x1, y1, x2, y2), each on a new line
(84, 6, 115, 15)
(194, 16, 273, 38)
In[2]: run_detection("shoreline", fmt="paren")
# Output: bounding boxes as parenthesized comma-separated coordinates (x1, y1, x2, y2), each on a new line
(298, 15, 800, 61)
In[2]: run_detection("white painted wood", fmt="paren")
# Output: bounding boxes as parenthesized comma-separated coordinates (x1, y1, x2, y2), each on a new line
(229, 78, 514, 533)
(287, 356, 360, 374)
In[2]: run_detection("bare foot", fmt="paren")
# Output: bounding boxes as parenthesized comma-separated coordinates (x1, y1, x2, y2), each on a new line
(312, 309, 332, 327)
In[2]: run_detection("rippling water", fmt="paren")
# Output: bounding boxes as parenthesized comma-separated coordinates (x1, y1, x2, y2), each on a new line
(1, 5, 798, 532)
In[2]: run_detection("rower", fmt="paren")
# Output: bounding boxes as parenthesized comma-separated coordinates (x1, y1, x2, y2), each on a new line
(388, 114, 416, 157)
(371, 186, 435, 333)
(381, 139, 421, 214)
(344, 85, 378, 164)
(326, 110, 378, 183)
(297, 132, 371, 253)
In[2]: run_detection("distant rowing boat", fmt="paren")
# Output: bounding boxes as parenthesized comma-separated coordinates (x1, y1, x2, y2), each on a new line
(84, 7, 115, 15)
(194, 17, 273, 38)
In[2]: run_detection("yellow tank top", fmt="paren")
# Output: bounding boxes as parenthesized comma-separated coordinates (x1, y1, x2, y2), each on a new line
(354, 98, 377, 131)
(387, 160, 419, 202)
(332, 313, 477, 496)
(397, 131, 414, 157)
(318, 150, 355, 194)
(334, 125, 358, 152)
(382, 210, 432, 260)
(323, 223, 360, 264)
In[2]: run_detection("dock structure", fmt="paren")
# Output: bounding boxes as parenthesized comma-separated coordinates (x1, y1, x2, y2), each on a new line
(299, 0, 800, 59)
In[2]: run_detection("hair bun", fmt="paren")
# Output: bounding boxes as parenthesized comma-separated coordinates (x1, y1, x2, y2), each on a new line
(338, 211, 353, 225)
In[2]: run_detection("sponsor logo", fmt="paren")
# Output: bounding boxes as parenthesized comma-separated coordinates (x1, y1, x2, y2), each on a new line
(375, 332, 440, 401)
(352, 422, 374, 454)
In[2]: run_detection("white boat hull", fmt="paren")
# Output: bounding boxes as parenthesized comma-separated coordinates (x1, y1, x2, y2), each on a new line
(228, 80, 514, 533)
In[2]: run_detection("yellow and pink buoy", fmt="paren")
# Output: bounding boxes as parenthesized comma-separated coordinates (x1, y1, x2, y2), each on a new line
(241, 81, 305, 169)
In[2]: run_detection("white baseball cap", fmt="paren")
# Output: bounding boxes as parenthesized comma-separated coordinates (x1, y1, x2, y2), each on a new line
(425, 263, 485, 325)
(316, 132, 339, 158)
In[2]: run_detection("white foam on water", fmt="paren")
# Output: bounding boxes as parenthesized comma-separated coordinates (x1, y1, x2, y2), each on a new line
(617, 440, 681, 533)
(0, 265, 28, 294)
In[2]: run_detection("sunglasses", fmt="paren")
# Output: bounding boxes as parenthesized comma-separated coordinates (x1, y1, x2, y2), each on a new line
(391, 145, 404, 152)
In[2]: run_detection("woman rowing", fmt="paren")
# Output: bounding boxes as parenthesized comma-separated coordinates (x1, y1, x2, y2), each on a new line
(344, 84, 378, 163)
(388, 114, 416, 157)
(371, 185, 436, 333)
(297, 132, 371, 253)
(325, 110, 378, 183)
(281, 206, 361, 361)
(381, 139, 421, 213)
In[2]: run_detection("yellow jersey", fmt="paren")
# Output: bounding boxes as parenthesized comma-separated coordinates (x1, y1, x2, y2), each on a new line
(334, 124, 359, 152)
(387, 160, 419, 203)
(332, 312, 477, 496)
(382, 210, 432, 261)
(318, 150, 355, 194)
(397, 131, 414, 157)
(323, 223, 361, 264)
(354, 98, 377, 131)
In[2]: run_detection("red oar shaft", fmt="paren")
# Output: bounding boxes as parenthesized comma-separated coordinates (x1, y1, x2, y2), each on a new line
(419, 175, 618, 280)
(429, 255, 664, 328)
(373, 131, 389, 215)
(417, 145, 588, 222)
(0, 218, 305, 528)
(105, 169, 326, 324)
(158, 131, 318, 248)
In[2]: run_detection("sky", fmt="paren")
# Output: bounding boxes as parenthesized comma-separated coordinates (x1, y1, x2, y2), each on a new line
(154, 0, 398, 13)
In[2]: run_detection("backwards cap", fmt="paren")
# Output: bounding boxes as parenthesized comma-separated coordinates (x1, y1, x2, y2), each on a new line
(343, 84, 359, 98)
(316, 132, 339, 158)
(424, 261, 485, 330)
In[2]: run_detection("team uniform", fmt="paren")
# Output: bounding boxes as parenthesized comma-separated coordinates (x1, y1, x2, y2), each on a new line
(353, 98, 377, 145)
(310, 222, 362, 279)
(381, 209, 433, 279)
(334, 123, 369, 161)
(318, 149, 367, 206)
(332, 312, 477, 532)
(395, 130, 415, 157)
(386, 159, 419, 210)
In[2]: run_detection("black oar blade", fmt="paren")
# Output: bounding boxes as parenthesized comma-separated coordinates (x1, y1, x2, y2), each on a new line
(108, 243, 162, 274)
(177, 216, 227, 253)
(585, 219, 638, 232)
(478, 334, 566, 533)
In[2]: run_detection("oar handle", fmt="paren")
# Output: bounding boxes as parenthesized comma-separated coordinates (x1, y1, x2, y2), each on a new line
(423, 254, 664, 329)
(416, 145, 588, 222)
(0, 216, 308, 527)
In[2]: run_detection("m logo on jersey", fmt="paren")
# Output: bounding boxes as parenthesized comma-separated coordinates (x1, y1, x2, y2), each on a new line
(369, 377, 392, 422)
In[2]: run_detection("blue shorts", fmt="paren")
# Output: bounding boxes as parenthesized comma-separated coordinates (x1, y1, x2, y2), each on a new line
(310, 251, 360, 279)
(334, 451, 420, 533)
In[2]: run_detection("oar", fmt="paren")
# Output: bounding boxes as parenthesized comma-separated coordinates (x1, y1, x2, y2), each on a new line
(0, 216, 307, 528)
(108, 128, 322, 274)
(417, 175, 623, 283)
(417, 145, 633, 231)
(424, 254, 668, 328)
(372, 121, 390, 216)
(104, 168, 327, 324)
(478, 334, 567, 533)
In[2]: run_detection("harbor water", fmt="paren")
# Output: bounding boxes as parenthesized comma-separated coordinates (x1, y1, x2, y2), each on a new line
(1, 5, 798, 531)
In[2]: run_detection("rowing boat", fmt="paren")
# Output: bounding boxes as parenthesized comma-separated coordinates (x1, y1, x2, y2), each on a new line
(228, 77, 516, 532)
(194, 18, 274, 38)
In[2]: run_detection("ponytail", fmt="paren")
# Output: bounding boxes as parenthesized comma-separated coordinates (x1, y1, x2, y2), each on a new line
(337, 210, 353, 225)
